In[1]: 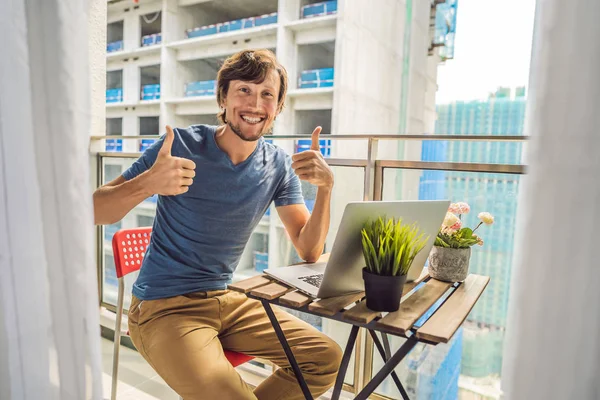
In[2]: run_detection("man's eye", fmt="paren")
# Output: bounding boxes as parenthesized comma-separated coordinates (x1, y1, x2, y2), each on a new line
(240, 87, 249, 93)
(264, 92, 274, 97)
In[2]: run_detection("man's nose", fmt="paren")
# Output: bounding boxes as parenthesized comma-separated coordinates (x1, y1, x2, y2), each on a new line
(246, 92, 262, 110)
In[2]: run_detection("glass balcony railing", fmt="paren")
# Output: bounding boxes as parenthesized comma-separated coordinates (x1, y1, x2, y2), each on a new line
(92, 133, 525, 398)
(106, 88, 123, 103)
(372, 167, 520, 399)
(106, 40, 124, 53)
(298, 67, 334, 89)
(141, 32, 162, 47)
(301, 1, 338, 19)
(185, 12, 277, 40)
(295, 138, 332, 157)
(105, 138, 123, 152)
(141, 84, 161, 101)
(184, 80, 216, 97)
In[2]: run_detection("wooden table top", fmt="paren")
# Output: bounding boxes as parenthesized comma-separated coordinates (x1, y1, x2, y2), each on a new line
(229, 258, 489, 344)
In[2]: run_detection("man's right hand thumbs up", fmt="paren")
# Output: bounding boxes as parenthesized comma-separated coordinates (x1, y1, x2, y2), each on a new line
(146, 125, 196, 196)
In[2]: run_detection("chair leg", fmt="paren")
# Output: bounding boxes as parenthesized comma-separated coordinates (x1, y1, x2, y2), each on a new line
(111, 278, 125, 400)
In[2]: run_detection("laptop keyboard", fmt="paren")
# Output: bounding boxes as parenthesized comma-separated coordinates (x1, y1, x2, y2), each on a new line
(299, 274, 324, 288)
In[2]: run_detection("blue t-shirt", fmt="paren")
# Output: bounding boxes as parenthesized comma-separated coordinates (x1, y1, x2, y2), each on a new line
(122, 125, 304, 300)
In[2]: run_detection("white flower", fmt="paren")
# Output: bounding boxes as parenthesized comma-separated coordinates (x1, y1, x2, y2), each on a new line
(477, 212, 494, 225)
(443, 212, 460, 228)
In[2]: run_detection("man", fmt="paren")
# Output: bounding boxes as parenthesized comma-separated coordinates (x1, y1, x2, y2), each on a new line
(94, 49, 342, 399)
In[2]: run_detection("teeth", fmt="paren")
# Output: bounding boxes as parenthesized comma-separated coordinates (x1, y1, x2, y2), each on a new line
(242, 115, 263, 124)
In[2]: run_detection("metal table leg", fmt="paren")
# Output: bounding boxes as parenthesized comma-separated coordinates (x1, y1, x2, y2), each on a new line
(331, 325, 360, 400)
(381, 331, 392, 360)
(261, 300, 313, 400)
(354, 335, 419, 400)
(369, 330, 411, 400)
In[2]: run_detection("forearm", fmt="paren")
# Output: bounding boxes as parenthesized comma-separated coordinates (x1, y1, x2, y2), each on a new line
(93, 173, 153, 225)
(296, 187, 332, 262)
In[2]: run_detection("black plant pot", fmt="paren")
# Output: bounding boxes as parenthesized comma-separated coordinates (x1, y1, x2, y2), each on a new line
(362, 268, 407, 312)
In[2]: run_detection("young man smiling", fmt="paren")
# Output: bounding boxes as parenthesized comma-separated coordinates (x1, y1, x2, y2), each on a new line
(93, 49, 342, 399)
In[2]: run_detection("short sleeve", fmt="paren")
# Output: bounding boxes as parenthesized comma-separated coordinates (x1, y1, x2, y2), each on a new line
(121, 135, 164, 181)
(274, 155, 305, 207)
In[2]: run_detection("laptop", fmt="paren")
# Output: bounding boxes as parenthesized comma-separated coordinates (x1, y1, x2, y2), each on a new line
(264, 200, 450, 299)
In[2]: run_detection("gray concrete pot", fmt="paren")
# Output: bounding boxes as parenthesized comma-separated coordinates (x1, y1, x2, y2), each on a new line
(428, 246, 471, 282)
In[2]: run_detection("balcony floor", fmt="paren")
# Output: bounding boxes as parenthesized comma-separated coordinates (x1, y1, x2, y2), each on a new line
(101, 337, 179, 400)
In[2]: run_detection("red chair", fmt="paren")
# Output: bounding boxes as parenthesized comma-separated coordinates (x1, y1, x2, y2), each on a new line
(110, 227, 254, 400)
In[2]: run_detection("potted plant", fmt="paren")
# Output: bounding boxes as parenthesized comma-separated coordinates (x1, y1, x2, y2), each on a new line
(361, 217, 429, 312)
(428, 202, 494, 282)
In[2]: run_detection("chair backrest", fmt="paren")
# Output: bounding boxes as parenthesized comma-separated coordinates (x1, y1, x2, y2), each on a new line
(112, 227, 152, 278)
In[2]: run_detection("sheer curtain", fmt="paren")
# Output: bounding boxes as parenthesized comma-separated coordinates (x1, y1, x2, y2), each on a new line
(0, 1, 102, 399)
(502, 0, 600, 398)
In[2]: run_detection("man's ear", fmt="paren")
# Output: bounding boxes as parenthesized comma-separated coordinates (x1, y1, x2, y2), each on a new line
(276, 100, 285, 115)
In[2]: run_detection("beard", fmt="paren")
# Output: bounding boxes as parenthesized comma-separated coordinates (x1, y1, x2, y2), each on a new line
(227, 119, 273, 142)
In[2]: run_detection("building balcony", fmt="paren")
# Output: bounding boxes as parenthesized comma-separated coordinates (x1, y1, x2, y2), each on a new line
(94, 133, 524, 400)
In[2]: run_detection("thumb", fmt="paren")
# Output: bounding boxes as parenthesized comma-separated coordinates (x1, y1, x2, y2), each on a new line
(310, 126, 322, 151)
(159, 125, 174, 157)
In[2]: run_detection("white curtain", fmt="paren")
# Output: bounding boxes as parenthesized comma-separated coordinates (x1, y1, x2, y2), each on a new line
(0, 1, 103, 399)
(502, 0, 600, 399)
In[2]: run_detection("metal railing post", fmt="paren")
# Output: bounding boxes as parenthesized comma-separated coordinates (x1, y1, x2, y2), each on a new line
(364, 138, 379, 201)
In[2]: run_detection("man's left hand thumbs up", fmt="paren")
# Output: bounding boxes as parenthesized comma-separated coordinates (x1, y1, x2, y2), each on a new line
(310, 126, 322, 151)
(291, 126, 334, 190)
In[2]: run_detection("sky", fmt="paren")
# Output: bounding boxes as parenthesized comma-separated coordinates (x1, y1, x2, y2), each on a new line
(435, 0, 537, 103)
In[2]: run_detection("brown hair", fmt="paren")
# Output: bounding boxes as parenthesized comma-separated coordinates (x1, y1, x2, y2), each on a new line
(216, 49, 288, 124)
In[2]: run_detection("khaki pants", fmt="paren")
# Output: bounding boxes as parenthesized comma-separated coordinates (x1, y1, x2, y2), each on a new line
(128, 290, 343, 400)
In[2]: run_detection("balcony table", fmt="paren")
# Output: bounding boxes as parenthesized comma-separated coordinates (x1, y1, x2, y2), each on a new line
(228, 255, 489, 400)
